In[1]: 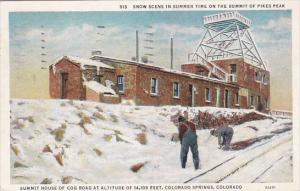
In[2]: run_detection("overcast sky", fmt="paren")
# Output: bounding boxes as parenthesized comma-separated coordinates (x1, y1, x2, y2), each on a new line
(9, 10, 292, 110)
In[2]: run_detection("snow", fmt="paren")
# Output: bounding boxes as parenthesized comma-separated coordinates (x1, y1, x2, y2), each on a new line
(84, 81, 116, 95)
(65, 55, 114, 70)
(52, 55, 113, 74)
(10, 99, 293, 184)
(91, 56, 227, 83)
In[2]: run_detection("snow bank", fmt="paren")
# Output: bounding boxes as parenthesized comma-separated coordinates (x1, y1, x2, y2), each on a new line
(10, 99, 292, 184)
(84, 81, 116, 95)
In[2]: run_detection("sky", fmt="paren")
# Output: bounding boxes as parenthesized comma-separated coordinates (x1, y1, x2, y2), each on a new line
(9, 10, 292, 110)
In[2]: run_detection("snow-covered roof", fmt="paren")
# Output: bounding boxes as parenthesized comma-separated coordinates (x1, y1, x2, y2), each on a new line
(90, 56, 234, 85)
(54, 55, 114, 70)
(84, 80, 116, 95)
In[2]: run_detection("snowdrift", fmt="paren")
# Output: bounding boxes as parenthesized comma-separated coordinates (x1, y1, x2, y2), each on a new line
(10, 99, 293, 184)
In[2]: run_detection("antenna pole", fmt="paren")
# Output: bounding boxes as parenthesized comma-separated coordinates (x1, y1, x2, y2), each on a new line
(136, 30, 139, 62)
(170, 37, 173, 69)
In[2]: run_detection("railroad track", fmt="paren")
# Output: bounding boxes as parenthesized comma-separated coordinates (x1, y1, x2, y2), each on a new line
(216, 138, 291, 183)
(251, 155, 286, 183)
(184, 132, 292, 183)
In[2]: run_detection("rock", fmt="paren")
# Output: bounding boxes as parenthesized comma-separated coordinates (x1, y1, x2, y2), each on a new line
(82, 116, 92, 124)
(171, 133, 179, 142)
(93, 148, 103, 156)
(62, 176, 73, 184)
(114, 130, 122, 135)
(103, 134, 113, 142)
(95, 106, 103, 112)
(116, 134, 130, 143)
(14, 161, 28, 168)
(61, 123, 67, 129)
(136, 133, 147, 145)
(93, 112, 106, 120)
(11, 145, 20, 156)
(17, 102, 25, 105)
(27, 116, 34, 123)
(51, 128, 65, 142)
(54, 153, 64, 166)
(42, 145, 53, 153)
(130, 162, 147, 173)
(83, 127, 92, 135)
(16, 120, 25, 129)
(110, 114, 118, 123)
(78, 112, 91, 124)
(40, 178, 52, 184)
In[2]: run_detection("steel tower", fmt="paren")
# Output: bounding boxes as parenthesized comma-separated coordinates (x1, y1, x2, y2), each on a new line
(189, 11, 266, 81)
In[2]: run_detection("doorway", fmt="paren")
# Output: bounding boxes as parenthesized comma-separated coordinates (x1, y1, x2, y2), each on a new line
(61, 73, 68, 99)
(188, 84, 195, 107)
(224, 89, 229, 108)
(216, 88, 221, 107)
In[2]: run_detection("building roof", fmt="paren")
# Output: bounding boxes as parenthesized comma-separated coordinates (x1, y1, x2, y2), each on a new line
(90, 55, 239, 87)
(53, 55, 114, 70)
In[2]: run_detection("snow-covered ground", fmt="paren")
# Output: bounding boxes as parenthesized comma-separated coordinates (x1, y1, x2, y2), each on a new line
(10, 99, 293, 184)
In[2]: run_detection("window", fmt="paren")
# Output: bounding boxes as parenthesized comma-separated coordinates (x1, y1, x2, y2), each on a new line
(235, 92, 240, 105)
(173, 82, 180, 98)
(255, 70, 261, 81)
(205, 88, 211, 102)
(95, 75, 102, 83)
(229, 64, 237, 82)
(117, 75, 124, 93)
(250, 95, 254, 106)
(265, 98, 269, 109)
(263, 75, 269, 85)
(230, 64, 237, 74)
(150, 78, 158, 95)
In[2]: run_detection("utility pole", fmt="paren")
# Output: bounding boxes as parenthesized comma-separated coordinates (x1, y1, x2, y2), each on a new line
(170, 37, 173, 69)
(136, 30, 139, 62)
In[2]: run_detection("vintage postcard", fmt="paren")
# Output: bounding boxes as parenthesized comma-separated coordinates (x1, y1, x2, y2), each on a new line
(1, 1, 299, 191)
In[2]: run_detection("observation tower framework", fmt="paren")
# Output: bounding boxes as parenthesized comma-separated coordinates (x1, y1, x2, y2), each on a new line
(189, 11, 267, 81)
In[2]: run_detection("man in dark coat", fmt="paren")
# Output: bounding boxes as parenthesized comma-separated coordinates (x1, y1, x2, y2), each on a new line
(178, 116, 200, 169)
(210, 124, 234, 150)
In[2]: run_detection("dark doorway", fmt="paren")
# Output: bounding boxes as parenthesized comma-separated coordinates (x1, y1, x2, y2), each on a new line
(61, 73, 68, 99)
(257, 96, 261, 105)
(224, 89, 229, 108)
(188, 84, 193, 107)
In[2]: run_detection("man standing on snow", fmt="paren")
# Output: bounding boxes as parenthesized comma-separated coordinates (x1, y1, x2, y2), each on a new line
(178, 116, 200, 170)
(210, 124, 234, 150)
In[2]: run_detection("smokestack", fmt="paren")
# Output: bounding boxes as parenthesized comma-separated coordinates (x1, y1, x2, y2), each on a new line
(136, 30, 139, 62)
(170, 37, 173, 69)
